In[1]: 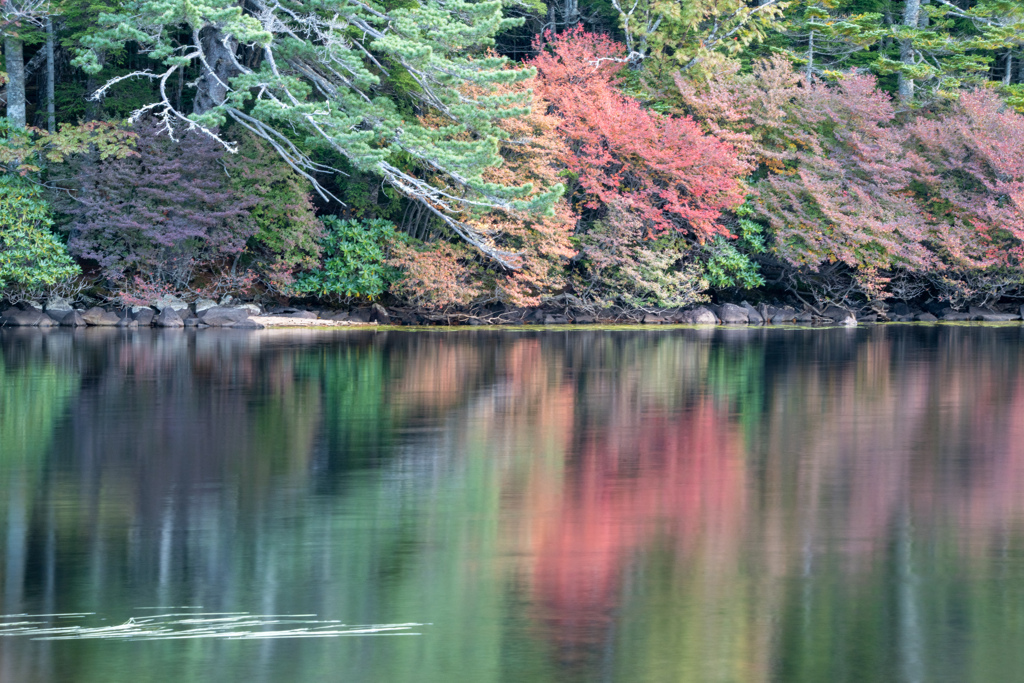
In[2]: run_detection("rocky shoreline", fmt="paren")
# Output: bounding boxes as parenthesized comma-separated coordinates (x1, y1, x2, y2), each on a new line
(3, 295, 1024, 329)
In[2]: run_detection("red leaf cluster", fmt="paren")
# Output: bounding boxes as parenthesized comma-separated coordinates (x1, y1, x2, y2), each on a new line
(528, 27, 748, 242)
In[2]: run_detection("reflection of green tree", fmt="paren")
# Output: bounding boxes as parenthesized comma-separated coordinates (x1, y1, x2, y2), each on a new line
(0, 348, 77, 474)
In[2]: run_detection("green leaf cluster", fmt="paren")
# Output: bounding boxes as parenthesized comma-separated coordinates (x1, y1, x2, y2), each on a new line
(292, 217, 401, 300)
(0, 175, 80, 299)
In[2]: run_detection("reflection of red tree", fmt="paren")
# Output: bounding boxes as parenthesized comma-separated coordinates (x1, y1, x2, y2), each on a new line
(527, 401, 746, 658)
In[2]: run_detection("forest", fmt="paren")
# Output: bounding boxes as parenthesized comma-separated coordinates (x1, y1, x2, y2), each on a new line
(0, 0, 1023, 317)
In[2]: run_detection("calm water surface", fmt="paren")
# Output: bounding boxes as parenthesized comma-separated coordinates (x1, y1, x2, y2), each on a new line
(2, 325, 1024, 682)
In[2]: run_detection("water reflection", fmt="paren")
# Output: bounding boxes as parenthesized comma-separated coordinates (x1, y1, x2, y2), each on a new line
(2, 326, 1024, 682)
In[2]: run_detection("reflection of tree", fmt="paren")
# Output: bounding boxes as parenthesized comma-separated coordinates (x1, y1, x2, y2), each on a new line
(7, 327, 1024, 682)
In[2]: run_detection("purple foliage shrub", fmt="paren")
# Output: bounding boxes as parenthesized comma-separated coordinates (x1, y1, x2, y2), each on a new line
(60, 120, 257, 290)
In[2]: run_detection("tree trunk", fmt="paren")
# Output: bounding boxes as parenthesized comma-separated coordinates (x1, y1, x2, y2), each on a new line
(85, 50, 106, 121)
(1005, 52, 1014, 86)
(4, 35, 26, 128)
(193, 27, 239, 115)
(806, 30, 815, 87)
(898, 0, 921, 102)
(45, 18, 55, 132)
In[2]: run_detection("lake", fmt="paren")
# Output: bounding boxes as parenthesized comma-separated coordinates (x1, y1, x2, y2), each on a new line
(2, 324, 1024, 682)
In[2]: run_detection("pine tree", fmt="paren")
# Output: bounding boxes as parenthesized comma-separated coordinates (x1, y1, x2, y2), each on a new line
(75, 0, 562, 268)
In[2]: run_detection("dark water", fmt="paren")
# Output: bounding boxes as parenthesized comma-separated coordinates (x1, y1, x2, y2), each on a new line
(2, 325, 1024, 682)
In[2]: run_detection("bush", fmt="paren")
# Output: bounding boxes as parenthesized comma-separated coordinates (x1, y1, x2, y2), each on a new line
(58, 120, 256, 292)
(0, 175, 80, 301)
(292, 217, 399, 300)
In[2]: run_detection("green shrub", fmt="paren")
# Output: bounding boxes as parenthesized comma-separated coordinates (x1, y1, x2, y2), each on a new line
(293, 217, 400, 300)
(0, 175, 80, 301)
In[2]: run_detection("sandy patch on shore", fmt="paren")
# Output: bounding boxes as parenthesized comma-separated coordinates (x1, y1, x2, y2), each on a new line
(250, 316, 377, 328)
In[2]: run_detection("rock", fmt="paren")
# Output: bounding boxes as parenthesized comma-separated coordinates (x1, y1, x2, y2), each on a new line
(857, 313, 878, 323)
(794, 310, 815, 323)
(284, 310, 319, 319)
(892, 314, 915, 322)
(642, 313, 668, 324)
(680, 306, 718, 325)
(231, 319, 265, 329)
(916, 312, 938, 322)
(891, 302, 912, 317)
(184, 317, 201, 327)
(329, 311, 351, 321)
(154, 308, 185, 327)
(2, 309, 47, 326)
(821, 305, 857, 326)
(60, 310, 88, 327)
(133, 308, 156, 326)
(198, 306, 249, 327)
(116, 317, 133, 327)
(37, 315, 57, 327)
(45, 296, 74, 314)
(152, 295, 188, 312)
(718, 303, 749, 325)
(370, 303, 390, 324)
(771, 306, 798, 323)
(82, 307, 121, 326)
(194, 298, 218, 313)
(219, 294, 235, 306)
(968, 306, 1020, 322)
(234, 303, 261, 316)
(543, 314, 569, 325)
(939, 308, 971, 321)
(741, 303, 764, 325)
(574, 315, 596, 324)
(176, 307, 195, 321)
(348, 308, 373, 323)
(1020, 304, 1024, 321)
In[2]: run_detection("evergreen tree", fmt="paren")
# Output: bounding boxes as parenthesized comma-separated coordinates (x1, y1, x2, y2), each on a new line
(76, 0, 562, 267)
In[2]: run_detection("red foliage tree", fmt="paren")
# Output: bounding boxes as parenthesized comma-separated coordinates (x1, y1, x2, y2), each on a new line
(528, 27, 748, 241)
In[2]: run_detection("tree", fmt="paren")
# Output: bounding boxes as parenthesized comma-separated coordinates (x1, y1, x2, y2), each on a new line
(57, 119, 257, 293)
(529, 28, 748, 241)
(76, 0, 562, 267)
(0, 173, 79, 301)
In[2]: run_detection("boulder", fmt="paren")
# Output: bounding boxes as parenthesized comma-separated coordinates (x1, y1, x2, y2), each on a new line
(82, 307, 121, 326)
(822, 305, 857, 326)
(194, 298, 218, 313)
(284, 310, 318, 319)
(939, 308, 971, 321)
(370, 303, 391, 324)
(680, 306, 718, 325)
(574, 315, 597, 324)
(154, 308, 185, 327)
(2, 309, 47, 326)
(133, 308, 156, 326)
(198, 306, 250, 327)
(891, 302, 912, 317)
(233, 303, 261, 316)
(718, 303, 749, 325)
(60, 310, 88, 327)
(329, 311, 351, 321)
(741, 303, 764, 325)
(152, 295, 188, 312)
(37, 315, 57, 327)
(543, 314, 569, 325)
(857, 313, 878, 323)
(349, 308, 374, 323)
(642, 313, 668, 324)
(184, 317, 202, 327)
(45, 296, 74, 315)
(794, 310, 815, 323)
(968, 306, 1020, 322)
(231, 319, 265, 329)
(115, 317, 133, 327)
(176, 307, 195, 321)
(771, 306, 798, 323)
(915, 312, 938, 322)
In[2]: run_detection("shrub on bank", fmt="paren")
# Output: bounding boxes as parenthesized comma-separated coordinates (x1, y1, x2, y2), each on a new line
(0, 176, 80, 302)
